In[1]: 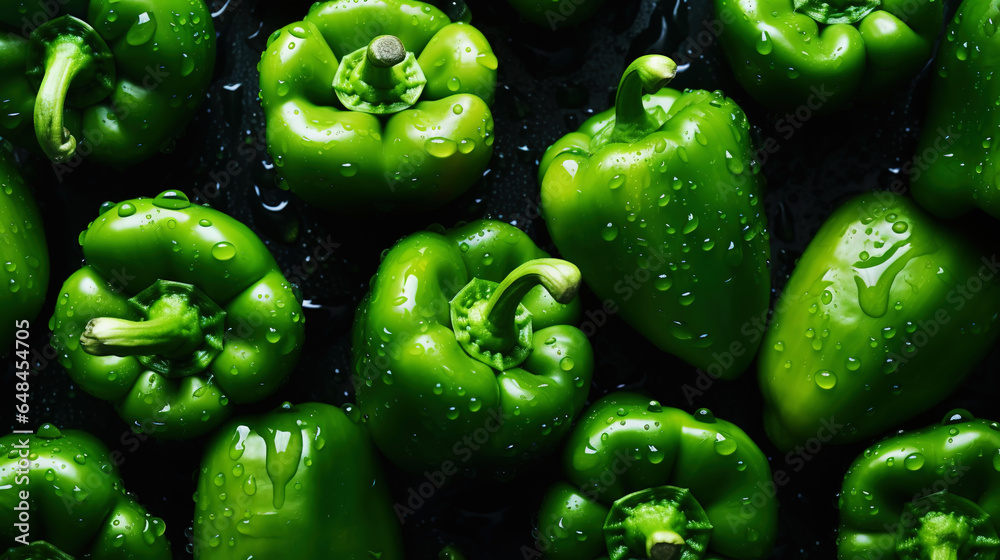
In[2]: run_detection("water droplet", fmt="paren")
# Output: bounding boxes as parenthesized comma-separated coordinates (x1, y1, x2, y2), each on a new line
(714, 433, 738, 455)
(211, 242, 236, 261)
(126, 12, 157, 46)
(725, 151, 744, 174)
(942, 409, 974, 424)
(425, 137, 458, 158)
(683, 215, 699, 234)
(559, 357, 574, 371)
(904, 453, 925, 471)
(815, 370, 837, 390)
(609, 174, 625, 190)
(756, 30, 773, 55)
(117, 203, 137, 217)
(601, 223, 619, 241)
(892, 222, 908, 234)
(655, 274, 672, 291)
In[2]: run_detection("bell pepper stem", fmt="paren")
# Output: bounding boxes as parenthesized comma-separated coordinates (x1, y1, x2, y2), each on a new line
(648, 531, 684, 560)
(34, 39, 90, 164)
(482, 258, 581, 332)
(450, 258, 580, 370)
(607, 55, 677, 145)
(81, 294, 203, 359)
(359, 35, 408, 89)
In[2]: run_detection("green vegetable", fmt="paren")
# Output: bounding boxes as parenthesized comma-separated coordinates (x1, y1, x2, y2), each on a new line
(714, 0, 943, 112)
(193, 402, 402, 560)
(911, 0, 1000, 219)
(539, 55, 769, 377)
(506, 0, 607, 29)
(259, 0, 498, 214)
(838, 410, 1000, 560)
(0, 423, 171, 559)
(0, 143, 48, 350)
(50, 190, 305, 439)
(0, 0, 216, 166)
(759, 192, 1000, 451)
(352, 220, 593, 472)
(535, 392, 778, 560)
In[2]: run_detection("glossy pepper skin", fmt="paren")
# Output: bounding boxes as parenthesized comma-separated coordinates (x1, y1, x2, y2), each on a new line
(535, 393, 777, 560)
(714, 0, 943, 113)
(0, 424, 171, 559)
(540, 55, 769, 377)
(259, 0, 498, 214)
(838, 411, 1000, 559)
(505, 0, 608, 29)
(0, 144, 48, 350)
(0, 0, 215, 166)
(352, 220, 594, 472)
(193, 402, 402, 560)
(759, 192, 1000, 451)
(911, 0, 1000, 219)
(50, 191, 305, 439)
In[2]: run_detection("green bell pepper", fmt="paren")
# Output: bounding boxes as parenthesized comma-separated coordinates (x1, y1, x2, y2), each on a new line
(714, 0, 943, 113)
(193, 402, 402, 560)
(534, 393, 777, 560)
(539, 55, 770, 377)
(49, 190, 305, 439)
(0, 423, 171, 559)
(259, 0, 498, 214)
(838, 410, 1000, 559)
(352, 220, 593, 472)
(911, 0, 1000, 219)
(505, 0, 608, 29)
(0, 0, 216, 166)
(0, 143, 48, 351)
(759, 192, 1000, 451)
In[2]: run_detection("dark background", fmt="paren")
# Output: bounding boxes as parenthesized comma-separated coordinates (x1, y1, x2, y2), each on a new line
(7, 0, 998, 558)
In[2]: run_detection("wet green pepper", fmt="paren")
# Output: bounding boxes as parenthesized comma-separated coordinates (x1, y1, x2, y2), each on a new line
(0, 424, 171, 559)
(911, 0, 1000, 219)
(352, 220, 593, 472)
(760, 192, 1000, 451)
(714, 0, 943, 113)
(540, 55, 769, 377)
(0, 143, 48, 351)
(838, 410, 1000, 559)
(193, 402, 402, 560)
(259, 0, 498, 214)
(0, 0, 216, 166)
(50, 190, 305, 439)
(534, 392, 778, 560)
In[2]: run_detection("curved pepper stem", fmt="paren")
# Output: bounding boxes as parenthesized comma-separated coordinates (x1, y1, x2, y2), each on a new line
(332, 34, 427, 115)
(896, 492, 1000, 560)
(80, 280, 225, 377)
(82, 294, 205, 357)
(603, 486, 713, 560)
(597, 55, 677, 148)
(33, 41, 84, 163)
(27, 16, 115, 164)
(450, 258, 581, 371)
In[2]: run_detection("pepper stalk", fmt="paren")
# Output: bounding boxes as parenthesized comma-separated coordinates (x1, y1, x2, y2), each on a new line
(590, 55, 677, 151)
(450, 258, 581, 371)
(604, 486, 713, 560)
(80, 280, 225, 377)
(26, 16, 115, 163)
